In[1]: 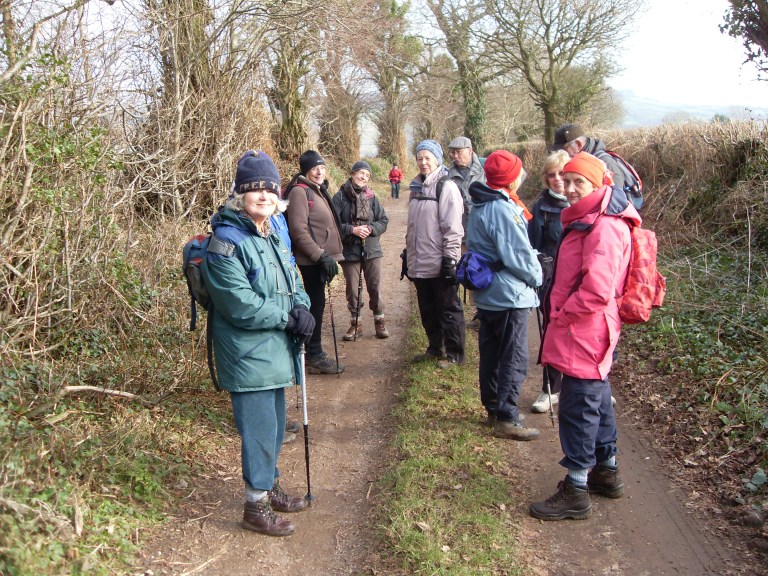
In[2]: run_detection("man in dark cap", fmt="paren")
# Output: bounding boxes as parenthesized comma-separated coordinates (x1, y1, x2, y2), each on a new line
(550, 124, 625, 192)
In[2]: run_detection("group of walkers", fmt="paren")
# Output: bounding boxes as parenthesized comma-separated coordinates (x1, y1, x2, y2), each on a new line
(199, 122, 640, 537)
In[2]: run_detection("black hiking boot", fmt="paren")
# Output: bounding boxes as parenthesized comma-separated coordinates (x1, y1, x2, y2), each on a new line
(530, 475, 592, 521)
(269, 480, 309, 513)
(242, 499, 295, 536)
(588, 463, 624, 498)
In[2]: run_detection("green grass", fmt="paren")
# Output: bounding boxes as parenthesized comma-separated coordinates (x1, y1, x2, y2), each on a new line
(373, 301, 524, 575)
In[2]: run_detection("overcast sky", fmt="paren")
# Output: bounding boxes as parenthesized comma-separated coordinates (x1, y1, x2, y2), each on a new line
(609, 0, 767, 108)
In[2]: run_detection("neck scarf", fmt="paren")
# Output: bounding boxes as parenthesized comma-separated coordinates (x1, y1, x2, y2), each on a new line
(507, 188, 533, 221)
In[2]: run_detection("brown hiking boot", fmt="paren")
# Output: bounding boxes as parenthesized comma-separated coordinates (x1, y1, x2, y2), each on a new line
(493, 419, 540, 441)
(269, 480, 309, 513)
(588, 463, 624, 498)
(374, 317, 389, 339)
(529, 476, 592, 521)
(342, 320, 362, 341)
(242, 499, 295, 536)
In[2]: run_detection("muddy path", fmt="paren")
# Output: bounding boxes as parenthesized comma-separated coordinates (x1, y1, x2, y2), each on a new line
(139, 193, 761, 576)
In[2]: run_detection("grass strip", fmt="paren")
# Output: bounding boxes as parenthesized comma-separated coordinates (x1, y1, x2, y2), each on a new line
(374, 299, 524, 575)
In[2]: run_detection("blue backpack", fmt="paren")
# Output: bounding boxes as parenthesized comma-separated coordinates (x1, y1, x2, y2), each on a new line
(456, 251, 503, 290)
(182, 232, 233, 390)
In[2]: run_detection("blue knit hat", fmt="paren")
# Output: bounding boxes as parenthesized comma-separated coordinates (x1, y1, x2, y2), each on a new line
(235, 150, 281, 195)
(415, 139, 443, 165)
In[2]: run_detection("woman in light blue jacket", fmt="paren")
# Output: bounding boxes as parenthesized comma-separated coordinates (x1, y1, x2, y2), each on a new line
(466, 150, 542, 441)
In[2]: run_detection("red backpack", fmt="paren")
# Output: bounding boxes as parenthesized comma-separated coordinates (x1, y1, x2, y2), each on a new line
(617, 224, 666, 324)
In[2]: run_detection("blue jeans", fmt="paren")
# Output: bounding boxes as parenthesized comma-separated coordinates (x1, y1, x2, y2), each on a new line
(477, 307, 529, 422)
(230, 388, 287, 491)
(391, 182, 400, 198)
(557, 374, 617, 470)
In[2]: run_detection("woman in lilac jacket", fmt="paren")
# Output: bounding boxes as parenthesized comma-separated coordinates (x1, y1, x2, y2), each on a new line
(530, 152, 641, 522)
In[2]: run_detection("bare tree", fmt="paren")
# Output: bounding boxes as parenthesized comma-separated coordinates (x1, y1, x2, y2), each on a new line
(365, 0, 422, 165)
(481, 0, 641, 144)
(424, 0, 494, 150)
(721, 0, 768, 79)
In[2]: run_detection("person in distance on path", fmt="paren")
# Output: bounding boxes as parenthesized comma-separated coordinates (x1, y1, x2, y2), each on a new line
(530, 152, 639, 521)
(388, 162, 403, 199)
(284, 150, 346, 375)
(203, 151, 314, 536)
(404, 139, 466, 369)
(466, 150, 542, 441)
(332, 160, 390, 341)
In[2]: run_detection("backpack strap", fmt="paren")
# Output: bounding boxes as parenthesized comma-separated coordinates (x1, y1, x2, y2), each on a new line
(203, 233, 232, 393)
(411, 175, 450, 202)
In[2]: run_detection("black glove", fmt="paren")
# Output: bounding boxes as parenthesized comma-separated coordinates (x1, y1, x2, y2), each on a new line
(441, 256, 457, 283)
(400, 248, 408, 281)
(285, 305, 315, 344)
(318, 254, 338, 284)
(536, 252, 554, 296)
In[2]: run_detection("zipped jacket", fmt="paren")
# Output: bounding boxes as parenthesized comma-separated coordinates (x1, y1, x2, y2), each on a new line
(405, 166, 464, 278)
(466, 182, 541, 311)
(541, 185, 640, 379)
(331, 182, 389, 261)
(202, 207, 311, 392)
(284, 176, 343, 266)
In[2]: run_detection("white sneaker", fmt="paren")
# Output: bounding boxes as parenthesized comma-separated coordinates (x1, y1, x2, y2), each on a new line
(531, 392, 559, 413)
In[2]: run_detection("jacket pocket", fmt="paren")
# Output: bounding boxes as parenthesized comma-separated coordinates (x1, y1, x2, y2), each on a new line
(234, 331, 278, 365)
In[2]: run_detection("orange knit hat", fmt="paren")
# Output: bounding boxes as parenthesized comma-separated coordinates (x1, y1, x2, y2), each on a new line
(563, 152, 606, 188)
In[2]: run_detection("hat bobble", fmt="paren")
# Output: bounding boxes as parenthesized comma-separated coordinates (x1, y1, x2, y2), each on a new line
(562, 152, 606, 188)
(235, 150, 281, 195)
(415, 139, 444, 166)
(299, 150, 326, 175)
(484, 150, 523, 190)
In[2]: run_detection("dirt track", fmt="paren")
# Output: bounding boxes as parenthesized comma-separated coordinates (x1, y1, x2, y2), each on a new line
(139, 193, 762, 576)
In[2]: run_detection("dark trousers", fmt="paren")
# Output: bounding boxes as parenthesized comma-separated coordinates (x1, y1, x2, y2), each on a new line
(557, 373, 618, 470)
(477, 307, 529, 422)
(391, 182, 400, 198)
(412, 277, 465, 363)
(298, 264, 326, 357)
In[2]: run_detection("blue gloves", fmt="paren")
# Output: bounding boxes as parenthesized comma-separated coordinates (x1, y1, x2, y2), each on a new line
(284, 305, 315, 344)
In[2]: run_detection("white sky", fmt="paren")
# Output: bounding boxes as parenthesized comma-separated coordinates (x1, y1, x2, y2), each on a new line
(609, 0, 768, 107)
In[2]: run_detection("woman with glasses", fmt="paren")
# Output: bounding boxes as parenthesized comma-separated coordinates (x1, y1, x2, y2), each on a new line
(332, 160, 390, 340)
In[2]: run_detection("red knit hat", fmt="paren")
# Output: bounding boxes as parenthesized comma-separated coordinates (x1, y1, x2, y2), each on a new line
(484, 150, 523, 190)
(563, 152, 606, 188)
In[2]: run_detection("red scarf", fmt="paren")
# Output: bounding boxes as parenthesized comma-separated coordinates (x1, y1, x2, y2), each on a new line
(507, 189, 533, 221)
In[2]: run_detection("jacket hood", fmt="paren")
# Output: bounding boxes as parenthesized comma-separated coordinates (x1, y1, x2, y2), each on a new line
(562, 185, 641, 230)
(210, 206, 261, 236)
(582, 137, 607, 155)
(469, 181, 508, 205)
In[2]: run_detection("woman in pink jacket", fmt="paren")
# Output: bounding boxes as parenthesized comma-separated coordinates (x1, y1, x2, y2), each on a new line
(530, 152, 641, 521)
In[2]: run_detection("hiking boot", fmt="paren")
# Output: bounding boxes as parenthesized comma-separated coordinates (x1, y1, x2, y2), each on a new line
(342, 320, 362, 341)
(468, 315, 481, 332)
(531, 392, 559, 414)
(307, 352, 345, 374)
(437, 356, 459, 369)
(588, 463, 624, 498)
(412, 350, 443, 363)
(286, 419, 301, 434)
(242, 499, 295, 536)
(374, 317, 389, 339)
(282, 431, 296, 444)
(269, 480, 309, 513)
(529, 476, 592, 521)
(493, 419, 540, 441)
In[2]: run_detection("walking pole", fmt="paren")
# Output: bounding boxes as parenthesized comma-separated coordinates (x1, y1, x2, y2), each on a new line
(326, 281, 341, 376)
(535, 306, 556, 428)
(298, 343, 315, 502)
(353, 239, 366, 341)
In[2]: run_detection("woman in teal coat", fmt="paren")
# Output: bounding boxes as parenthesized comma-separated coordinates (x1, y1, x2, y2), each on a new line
(202, 151, 314, 537)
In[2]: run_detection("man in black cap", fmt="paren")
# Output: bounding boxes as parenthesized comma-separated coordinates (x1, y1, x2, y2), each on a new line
(550, 124, 625, 192)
